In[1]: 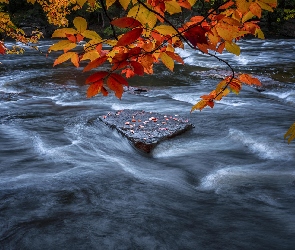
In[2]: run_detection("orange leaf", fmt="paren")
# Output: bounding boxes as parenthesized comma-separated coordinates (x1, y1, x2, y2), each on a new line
(229, 78, 242, 94)
(111, 17, 142, 28)
(219, 0, 234, 9)
(116, 28, 143, 46)
(76, 33, 84, 43)
(101, 87, 109, 96)
(250, 2, 262, 18)
(177, 0, 192, 9)
(122, 68, 135, 78)
(71, 53, 80, 68)
(140, 54, 154, 73)
(83, 56, 107, 72)
(87, 80, 103, 98)
(66, 34, 76, 43)
(85, 71, 109, 84)
(238, 74, 261, 86)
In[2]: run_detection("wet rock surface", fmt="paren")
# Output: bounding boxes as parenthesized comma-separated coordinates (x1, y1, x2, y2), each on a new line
(99, 110, 194, 153)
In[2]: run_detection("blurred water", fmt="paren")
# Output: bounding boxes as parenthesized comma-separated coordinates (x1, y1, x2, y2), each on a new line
(0, 39, 295, 249)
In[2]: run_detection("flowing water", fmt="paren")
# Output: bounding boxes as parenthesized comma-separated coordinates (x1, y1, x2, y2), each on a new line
(0, 39, 295, 249)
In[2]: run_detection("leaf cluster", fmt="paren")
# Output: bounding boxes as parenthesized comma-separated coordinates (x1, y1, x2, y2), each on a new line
(2, 0, 294, 144)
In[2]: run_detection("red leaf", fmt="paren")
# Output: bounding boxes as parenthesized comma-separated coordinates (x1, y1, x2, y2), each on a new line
(116, 28, 143, 47)
(109, 72, 129, 86)
(87, 80, 103, 98)
(128, 47, 141, 56)
(85, 71, 109, 84)
(107, 74, 125, 99)
(184, 26, 208, 47)
(0, 42, 6, 54)
(111, 61, 128, 71)
(76, 33, 84, 42)
(111, 17, 142, 28)
(83, 56, 107, 72)
(130, 61, 144, 76)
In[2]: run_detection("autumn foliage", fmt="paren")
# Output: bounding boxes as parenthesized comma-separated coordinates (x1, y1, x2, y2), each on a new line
(2, 0, 293, 142)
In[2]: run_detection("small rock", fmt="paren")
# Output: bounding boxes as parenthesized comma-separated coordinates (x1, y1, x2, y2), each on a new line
(98, 109, 194, 153)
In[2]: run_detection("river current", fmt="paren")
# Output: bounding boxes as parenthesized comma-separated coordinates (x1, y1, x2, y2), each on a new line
(0, 39, 295, 249)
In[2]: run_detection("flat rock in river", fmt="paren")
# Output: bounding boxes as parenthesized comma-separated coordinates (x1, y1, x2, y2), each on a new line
(99, 110, 194, 153)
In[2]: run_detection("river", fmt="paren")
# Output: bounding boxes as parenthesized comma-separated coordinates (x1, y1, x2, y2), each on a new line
(0, 39, 295, 249)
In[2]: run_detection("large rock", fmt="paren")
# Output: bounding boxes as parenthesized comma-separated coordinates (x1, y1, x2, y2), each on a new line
(99, 110, 194, 153)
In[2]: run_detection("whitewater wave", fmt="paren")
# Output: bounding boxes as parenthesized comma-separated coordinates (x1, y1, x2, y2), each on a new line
(228, 128, 289, 160)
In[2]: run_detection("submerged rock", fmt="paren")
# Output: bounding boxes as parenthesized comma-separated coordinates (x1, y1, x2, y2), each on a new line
(99, 110, 194, 153)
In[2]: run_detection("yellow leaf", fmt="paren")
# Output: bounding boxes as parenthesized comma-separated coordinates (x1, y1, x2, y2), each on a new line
(128, 5, 157, 28)
(82, 30, 102, 40)
(77, 0, 87, 7)
(207, 28, 220, 46)
(84, 38, 104, 51)
(285, 122, 295, 144)
(236, 0, 251, 14)
(53, 52, 77, 66)
(106, 0, 117, 9)
(255, 28, 265, 39)
(256, 0, 274, 11)
(215, 88, 230, 101)
(160, 52, 174, 71)
(105, 39, 117, 46)
(81, 50, 100, 61)
(216, 24, 239, 41)
(225, 41, 240, 56)
(52, 28, 77, 38)
(119, 0, 130, 10)
(73, 17, 87, 33)
(191, 100, 207, 112)
(49, 40, 77, 52)
(259, 0, 277, 5)
(165, 1, 182, 15)
(215, 80, 227, 94)
(154, 25, 178, 35)
(187, 0, 197, 7)
(242, 11, 255, 23)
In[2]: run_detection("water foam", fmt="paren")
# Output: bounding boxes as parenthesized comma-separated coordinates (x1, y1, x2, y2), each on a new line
(198, 166, 251, 192)
(228, 129, 286, 160)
